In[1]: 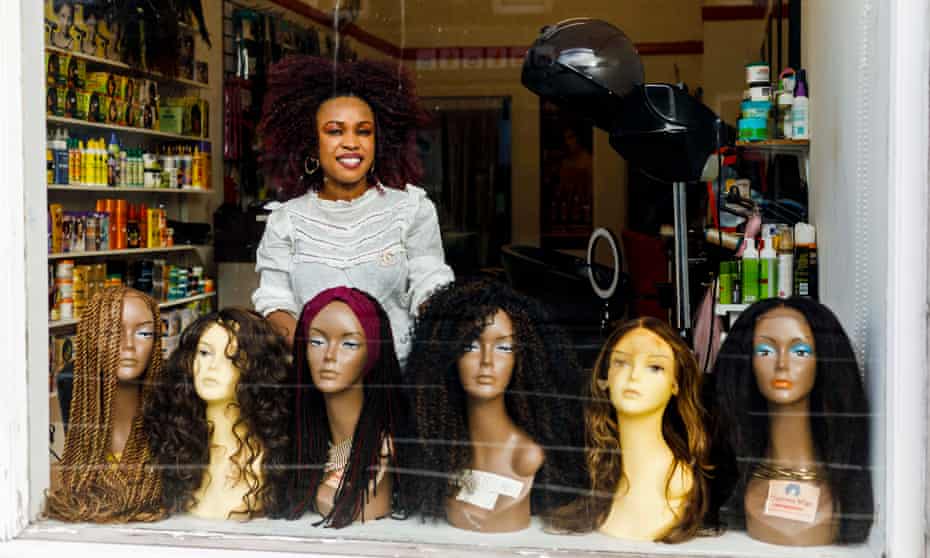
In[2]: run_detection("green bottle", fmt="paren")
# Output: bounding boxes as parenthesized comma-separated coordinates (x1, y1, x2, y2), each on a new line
(741, 238, 760, 303)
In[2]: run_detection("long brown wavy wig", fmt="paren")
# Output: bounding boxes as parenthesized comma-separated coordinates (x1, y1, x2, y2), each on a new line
(258, 55, 429, 200)
(402, 280, 587, 522)
(45, 287, 165, 522)
(144, 308, 292, 519)
(549, 317, 712, 543)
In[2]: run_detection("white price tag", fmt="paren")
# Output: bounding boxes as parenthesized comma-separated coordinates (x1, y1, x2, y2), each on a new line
(455, 470, 525, 511)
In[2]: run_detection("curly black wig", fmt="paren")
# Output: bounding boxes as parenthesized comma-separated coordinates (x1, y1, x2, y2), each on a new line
(714, 297, 873, 543)
(402, 279, 587, 522)
(144, 307, 291, 519)
(258, 55, 429, 200)
(276, 288, 408, 528)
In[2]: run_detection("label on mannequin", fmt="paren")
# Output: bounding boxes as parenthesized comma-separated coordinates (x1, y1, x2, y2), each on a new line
(763, 480, 820, 524)
(455, 469, 524, 510)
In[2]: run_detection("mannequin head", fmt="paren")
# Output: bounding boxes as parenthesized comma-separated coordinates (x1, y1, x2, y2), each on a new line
(45, 287, 164, 522)
(283, 287, 405, 527)
(404, 280, 587, 522)
(192, 323, 242, 405)
(551, 317, 710, 542)
(751, 306, 817, 406)
(604, 327, 679, 418)
(306, 300, 369, 395)
(145, 308, 291, 519)
(457, 309, 515, 402)
(116, 293, 157, 383)
(714, 297, 873, 543)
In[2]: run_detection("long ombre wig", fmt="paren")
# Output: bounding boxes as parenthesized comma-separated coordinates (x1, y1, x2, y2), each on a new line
(45, 287, 165, 522)
(550, 317, 712, 543)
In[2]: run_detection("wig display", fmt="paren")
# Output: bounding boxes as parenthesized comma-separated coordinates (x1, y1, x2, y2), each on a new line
(714, 297, 873, 544)
(276, 287, 407, 527)
(403, 280, 587, 526)
(144, 308, 291, 519)
(45, 287, 165, 522)
(258, 55, 429, 200)
(549, 317, 712, 543)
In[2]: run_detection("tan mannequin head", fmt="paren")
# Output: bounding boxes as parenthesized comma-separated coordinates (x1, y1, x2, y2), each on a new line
(115, 293, 156, 383)
(751, 306, 816, 406)
(307, 300, 369, 395)
(457, 309, 515, 402)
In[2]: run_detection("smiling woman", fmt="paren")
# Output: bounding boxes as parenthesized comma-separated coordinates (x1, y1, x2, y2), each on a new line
(253, 56, 454, 362)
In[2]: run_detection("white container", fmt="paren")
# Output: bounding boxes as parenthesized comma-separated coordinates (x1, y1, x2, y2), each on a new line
(792, 81, 810, 139)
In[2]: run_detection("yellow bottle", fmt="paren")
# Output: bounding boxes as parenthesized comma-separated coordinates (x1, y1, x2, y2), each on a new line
(80, 140, 89, 186)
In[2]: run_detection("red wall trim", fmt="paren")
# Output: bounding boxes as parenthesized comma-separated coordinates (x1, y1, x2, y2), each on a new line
(269, 1, 704, 60)
(702, 4, 789, 21)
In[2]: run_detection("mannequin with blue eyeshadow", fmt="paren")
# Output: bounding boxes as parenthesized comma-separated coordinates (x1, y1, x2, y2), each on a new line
(714, 298, 873, 546)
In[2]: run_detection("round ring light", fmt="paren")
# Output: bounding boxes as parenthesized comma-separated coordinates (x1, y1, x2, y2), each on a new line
(586, 227, 620, 300)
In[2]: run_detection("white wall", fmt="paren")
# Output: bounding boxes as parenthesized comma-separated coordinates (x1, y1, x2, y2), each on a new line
(806, 0, 929, 556)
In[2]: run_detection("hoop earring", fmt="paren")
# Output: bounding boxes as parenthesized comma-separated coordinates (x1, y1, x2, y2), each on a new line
(304, 156, 320, 175)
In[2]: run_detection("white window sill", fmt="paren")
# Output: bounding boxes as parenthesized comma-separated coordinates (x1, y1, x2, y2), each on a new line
(8, 517, 872, 558)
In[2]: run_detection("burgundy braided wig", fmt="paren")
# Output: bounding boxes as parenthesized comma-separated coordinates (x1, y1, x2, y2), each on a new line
(259, 56, 429, 200)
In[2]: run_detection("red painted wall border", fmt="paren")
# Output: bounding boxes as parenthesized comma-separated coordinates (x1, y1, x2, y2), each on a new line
(702, 4, 789, 21)
(269, 0, 704, 60)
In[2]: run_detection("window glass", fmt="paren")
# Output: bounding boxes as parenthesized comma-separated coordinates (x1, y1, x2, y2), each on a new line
(38, 0, 881, 555)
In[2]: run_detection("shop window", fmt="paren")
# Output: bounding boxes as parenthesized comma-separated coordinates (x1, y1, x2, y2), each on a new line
(5, 0, 929, 557)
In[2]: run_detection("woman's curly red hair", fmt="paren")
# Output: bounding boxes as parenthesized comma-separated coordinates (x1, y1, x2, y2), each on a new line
(259, 56, 429, 200)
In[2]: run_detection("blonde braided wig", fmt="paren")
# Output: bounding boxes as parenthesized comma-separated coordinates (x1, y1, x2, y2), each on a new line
(46, 287, 166, 522)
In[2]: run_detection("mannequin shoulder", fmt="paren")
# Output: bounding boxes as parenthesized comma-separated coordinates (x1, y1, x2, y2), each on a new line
(512, 435, 545, 478)
(667, 461, 695, 500)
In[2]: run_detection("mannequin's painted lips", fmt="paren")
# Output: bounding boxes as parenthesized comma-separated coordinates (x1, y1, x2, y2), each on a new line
(772, 379, 793, 389)
(476, 374, 496, 385)
(622, 389, 640, 398)
(319, 370, 340, 379)
(119, 359, 137, 367)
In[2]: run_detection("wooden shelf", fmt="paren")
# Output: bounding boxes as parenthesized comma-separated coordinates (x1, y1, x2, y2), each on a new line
(48, 184, 212, 195)
(715, 303, 751, 316)
(48, 245, 205, 260)
(46, 46, 208, 89)
(736, 139, 809, 154)
(47, 116, 209, 142)
(49, 292, 216, 329)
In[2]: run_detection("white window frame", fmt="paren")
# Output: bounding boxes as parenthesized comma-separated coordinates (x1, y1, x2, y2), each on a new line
(1, 0, 926, 556)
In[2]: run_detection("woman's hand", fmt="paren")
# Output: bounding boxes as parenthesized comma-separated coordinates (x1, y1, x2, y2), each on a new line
(267, 310, 298, 348)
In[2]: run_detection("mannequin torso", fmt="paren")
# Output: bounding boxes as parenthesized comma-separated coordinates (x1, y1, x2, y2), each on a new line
(315, 384, 392, 521)
(743, 399, 836, 545)
(190, 404, 264, 519)
(446, 399, 544, 532)
(109, 382, 141, 461)
(599, 414, 693, 541)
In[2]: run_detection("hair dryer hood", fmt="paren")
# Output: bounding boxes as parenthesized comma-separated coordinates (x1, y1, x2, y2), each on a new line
(521, 18, 644, 131)
(610, 83, 722, 183)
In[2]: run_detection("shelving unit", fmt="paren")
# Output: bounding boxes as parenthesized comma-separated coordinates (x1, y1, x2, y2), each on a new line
(47, 115, 209, 142)
(48, 245, 204, 260)
(48, 184, 212, 195)
(736, 139, 810, 182)
(49, 292, 216, 330)
(46, 46, 209, 89)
